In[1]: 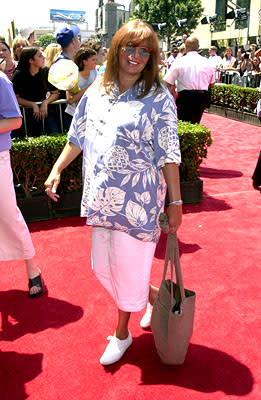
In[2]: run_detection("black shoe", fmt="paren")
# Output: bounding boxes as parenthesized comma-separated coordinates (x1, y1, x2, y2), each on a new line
(28, 273, 46, 298)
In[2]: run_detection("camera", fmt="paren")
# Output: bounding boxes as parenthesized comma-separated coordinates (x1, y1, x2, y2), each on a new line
(243, 53, 250, 59)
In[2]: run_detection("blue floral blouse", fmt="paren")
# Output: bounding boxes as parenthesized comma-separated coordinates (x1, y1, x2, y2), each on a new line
(68, 77, 181, 242)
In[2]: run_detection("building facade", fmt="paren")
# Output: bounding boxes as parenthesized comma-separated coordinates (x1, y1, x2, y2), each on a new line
(95, 0, 132, 46)
(193, 0, 261, 52)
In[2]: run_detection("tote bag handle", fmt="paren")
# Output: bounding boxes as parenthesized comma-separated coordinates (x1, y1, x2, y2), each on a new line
(162, 233, 186, 308)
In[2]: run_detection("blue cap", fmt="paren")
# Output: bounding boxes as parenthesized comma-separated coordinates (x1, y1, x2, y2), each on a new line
(56, 25, 80, 47)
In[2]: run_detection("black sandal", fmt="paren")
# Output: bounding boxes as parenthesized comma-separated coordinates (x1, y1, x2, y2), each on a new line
(28, 273, 46, 298)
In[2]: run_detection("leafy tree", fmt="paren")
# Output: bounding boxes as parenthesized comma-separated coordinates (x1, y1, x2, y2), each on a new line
(133, 0, 203, 46)
(38, 34, 56, 49)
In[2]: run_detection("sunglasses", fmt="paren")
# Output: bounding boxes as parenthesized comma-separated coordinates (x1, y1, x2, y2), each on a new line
(122, 45, 152, 59)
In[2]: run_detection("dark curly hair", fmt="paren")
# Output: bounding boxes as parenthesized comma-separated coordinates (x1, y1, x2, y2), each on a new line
(74, 48, 97, 71)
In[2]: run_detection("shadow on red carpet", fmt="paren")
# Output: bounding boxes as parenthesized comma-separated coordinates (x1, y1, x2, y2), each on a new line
(155, 232, 201, 259)
(0, 351, 43, 400)
(200, 166, 243, 179)
(0, 290, 83, 341)
(103, 334, 254, 396)
(183, 193, 232, 215)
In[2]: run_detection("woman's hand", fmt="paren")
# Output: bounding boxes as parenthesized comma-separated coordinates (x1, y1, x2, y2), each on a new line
(167, 204, 182, 234)
(161, 162, 182, 234)
(44, 169, 61, 202)
(39, 100, 48, 119)
(32, 103, 41, 120)
(44, 142, 82, 201)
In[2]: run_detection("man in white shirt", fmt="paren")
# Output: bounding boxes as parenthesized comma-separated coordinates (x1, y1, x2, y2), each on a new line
(166, 47, 178, 69)
(208, 46, 222, 70)
(164, 37, 215, 123)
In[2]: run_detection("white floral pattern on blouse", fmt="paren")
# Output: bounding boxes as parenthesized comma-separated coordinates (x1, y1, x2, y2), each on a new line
(68, 77, 181, 242)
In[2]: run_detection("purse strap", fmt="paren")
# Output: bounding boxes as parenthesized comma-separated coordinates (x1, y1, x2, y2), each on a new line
(162, 233, 186, 307)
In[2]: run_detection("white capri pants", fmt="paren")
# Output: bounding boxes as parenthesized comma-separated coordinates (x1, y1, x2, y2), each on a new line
(0, 150, 35, 260)
(91, 227, 156, 312)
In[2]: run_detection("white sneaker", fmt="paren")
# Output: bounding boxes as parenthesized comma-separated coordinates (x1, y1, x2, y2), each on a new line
(140, 302, 153, 328)
(100, 332, 133, 365)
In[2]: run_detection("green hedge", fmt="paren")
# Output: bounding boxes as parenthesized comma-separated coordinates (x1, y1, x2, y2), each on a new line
(211, 84, 259, 114)
(11, 135, 82, 199)
(178, 121, 212, 181)
(11, 122, 212, 198)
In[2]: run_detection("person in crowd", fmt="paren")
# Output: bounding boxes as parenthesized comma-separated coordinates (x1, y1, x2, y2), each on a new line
(0, 41, 17, 80)
(208, 46, 222, 82)
(166, 47, 178, 69)
(97, 46, 107, 72)
(249, 43, 257, 60)
(54, 24, 81, 132)
(240, 52, 253, 86)
(44, 19, 182, 366)
(221, 47, 236, 69)
(12, 47, 59, 138)
(164, 36, 215, 124)
(182, 34, 188, 44)
(20, 27, 35, 46)
(85, 41, 107, 74)
(56, 25, 81, 61)
(251, 56, 261, 71)
(0, 70, 46, 298)
(223, 48, 246, 85)
(231, 48, 244, 74)
(218, 47, 236, 84)
(247, 56, 261, 88)
(176, 43, 186, 58)
(159, 50, 170, 76)
(12, 37, 29, 61)
(44, 43, 61, 68)
(65, 47, 97, 120)
(208, 46, 222, 69)
(241, 52, 252, 71)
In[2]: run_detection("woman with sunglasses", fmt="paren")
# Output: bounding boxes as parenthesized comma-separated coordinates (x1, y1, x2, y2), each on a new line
(45, 19, 182, 365)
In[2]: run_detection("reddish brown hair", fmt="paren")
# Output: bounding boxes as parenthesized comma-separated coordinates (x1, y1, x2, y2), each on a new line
(102, 19, 161, 98)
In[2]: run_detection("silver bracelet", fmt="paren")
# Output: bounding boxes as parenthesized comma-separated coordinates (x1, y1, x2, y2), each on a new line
(168, 200, 183, 206)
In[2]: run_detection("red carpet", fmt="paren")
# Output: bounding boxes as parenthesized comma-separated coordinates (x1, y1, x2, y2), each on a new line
(0, 113, 260, 400)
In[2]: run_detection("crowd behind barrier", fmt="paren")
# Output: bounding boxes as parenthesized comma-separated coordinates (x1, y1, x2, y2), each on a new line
(20, 99, 67, 137)
(0, 30, 108, 139)
(14, 81, 261, 138)
(217, 69, 261, 88)
(1, 30, 261, 138)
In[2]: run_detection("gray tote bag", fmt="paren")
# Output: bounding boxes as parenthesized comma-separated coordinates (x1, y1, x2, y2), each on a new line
(151, 232, 196, 365)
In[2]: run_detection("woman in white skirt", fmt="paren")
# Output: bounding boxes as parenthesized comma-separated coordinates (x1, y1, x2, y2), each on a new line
(45, 19, 182, 365)
(0, 70, 45, 298)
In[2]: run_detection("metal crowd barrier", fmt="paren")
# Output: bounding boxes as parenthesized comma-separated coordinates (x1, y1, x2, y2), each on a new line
(218, 70, 261, 88)
(21, 99, 68, 137)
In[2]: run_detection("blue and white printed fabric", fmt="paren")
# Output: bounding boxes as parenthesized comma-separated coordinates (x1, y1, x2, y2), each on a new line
(68, 78, 181, 242)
